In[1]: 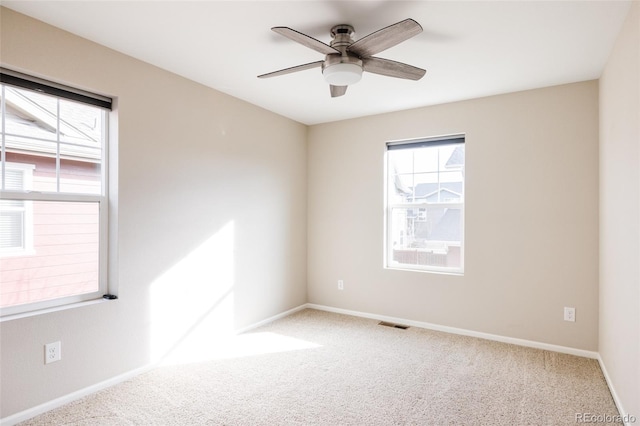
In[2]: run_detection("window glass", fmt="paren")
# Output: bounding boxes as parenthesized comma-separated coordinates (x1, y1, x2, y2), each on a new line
(386, 140, 465, 273)
(1, 77, 109, 317)
(1, 201, 100, 308)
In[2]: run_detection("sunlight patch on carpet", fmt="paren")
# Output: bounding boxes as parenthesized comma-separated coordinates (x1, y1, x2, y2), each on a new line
(159, 331, 322, 365)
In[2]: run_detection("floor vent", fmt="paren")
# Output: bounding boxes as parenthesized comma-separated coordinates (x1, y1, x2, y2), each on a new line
(378, 321, 409, 330)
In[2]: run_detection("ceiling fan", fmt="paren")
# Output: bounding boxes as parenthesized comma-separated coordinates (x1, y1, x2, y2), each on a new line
(258, 18, 426, 97)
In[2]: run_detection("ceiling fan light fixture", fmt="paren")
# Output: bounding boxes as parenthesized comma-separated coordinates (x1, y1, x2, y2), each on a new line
(260, 19, 425, 97)
(323, 62, 363, 86)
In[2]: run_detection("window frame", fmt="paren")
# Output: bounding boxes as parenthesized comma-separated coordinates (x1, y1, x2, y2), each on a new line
(384, 135, 465, 275)
(0, 69, 113, 318)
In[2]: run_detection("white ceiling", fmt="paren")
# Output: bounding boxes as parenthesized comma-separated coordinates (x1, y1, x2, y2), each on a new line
(3, 1, 632, 125)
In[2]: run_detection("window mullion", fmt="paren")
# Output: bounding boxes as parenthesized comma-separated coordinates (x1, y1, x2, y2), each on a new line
(0, 190, 103, 203)
(437, 149, 441, 203)
(411, 151, 416, 203)
(1, 85, 5, 191)
(56, 98, 61, 192)
(390, 202, 462, 209)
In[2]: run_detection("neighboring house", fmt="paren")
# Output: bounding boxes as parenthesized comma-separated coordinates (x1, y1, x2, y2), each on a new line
(391, 146, 464, 268)
(0, 86, 102, 308)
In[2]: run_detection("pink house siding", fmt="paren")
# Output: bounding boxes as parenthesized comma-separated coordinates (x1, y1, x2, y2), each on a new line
(0, 152, 100, 308)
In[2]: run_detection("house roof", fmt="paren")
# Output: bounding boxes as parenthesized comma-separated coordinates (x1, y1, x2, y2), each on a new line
(413, 182, 463, 198)
(428, 208, 462, 242)
(445, 146, 464, 168)
(3, 86, 102, 162)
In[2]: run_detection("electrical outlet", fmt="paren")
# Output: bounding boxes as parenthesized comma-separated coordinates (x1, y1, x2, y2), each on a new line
(45, 341, 61, 364)
(564, 307, 576, 322)
(338, 280, 344, 290)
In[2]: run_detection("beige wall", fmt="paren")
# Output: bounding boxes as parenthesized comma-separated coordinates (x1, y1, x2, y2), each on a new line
(0, 8, 307, 417)
(308, 81, 600, 350)
(599, 1, 640, 419)
(2, 3, 638, 421)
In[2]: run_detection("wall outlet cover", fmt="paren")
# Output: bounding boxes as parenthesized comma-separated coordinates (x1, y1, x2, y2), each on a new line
(45, 341, 61, 364)
(564, 307, 576, 322)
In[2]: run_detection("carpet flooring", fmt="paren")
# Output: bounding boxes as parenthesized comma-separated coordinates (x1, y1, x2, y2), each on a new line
(20, 309, 621, 425)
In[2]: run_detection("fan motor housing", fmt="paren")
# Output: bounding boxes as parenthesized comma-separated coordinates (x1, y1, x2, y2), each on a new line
(323, 54, 362, 70)
(330, 24, 356, 51)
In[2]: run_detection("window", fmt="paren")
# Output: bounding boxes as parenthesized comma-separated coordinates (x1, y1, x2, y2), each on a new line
(0, 69, 113, 317)
(0, 163, 34, 254)
(385, 135, 465, 274)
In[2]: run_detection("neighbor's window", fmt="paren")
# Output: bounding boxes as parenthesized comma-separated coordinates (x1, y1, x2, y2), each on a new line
(385, 135, 465, 274)
(0, 163, 34, 255)
(0, 69, 113, 317)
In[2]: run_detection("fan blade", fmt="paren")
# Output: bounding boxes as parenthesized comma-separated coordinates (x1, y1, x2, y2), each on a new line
(348, 18, 422, 57)
(363, 57, 426, 80)
(330, 85, 347, 97)
(258, 61, 323, 79)
(272, 27, 340, 55)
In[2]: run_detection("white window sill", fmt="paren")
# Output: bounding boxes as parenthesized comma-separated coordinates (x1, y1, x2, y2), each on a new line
(0, 297, 115, 322)
(385, 265, 465, 276)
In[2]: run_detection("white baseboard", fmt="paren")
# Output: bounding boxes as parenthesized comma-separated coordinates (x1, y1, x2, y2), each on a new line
(0, 364, 153, 426)
(0, 303, 309, 426)
(305, 303, 599, 359)
(597, 354, 632, 426)
(2, 302, 617, 426)
(235, 303, 308, 335)
(307, 303, 633, 424)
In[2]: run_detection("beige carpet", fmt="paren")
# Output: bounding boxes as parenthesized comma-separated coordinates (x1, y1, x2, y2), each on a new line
(21, 309, 620, 425)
